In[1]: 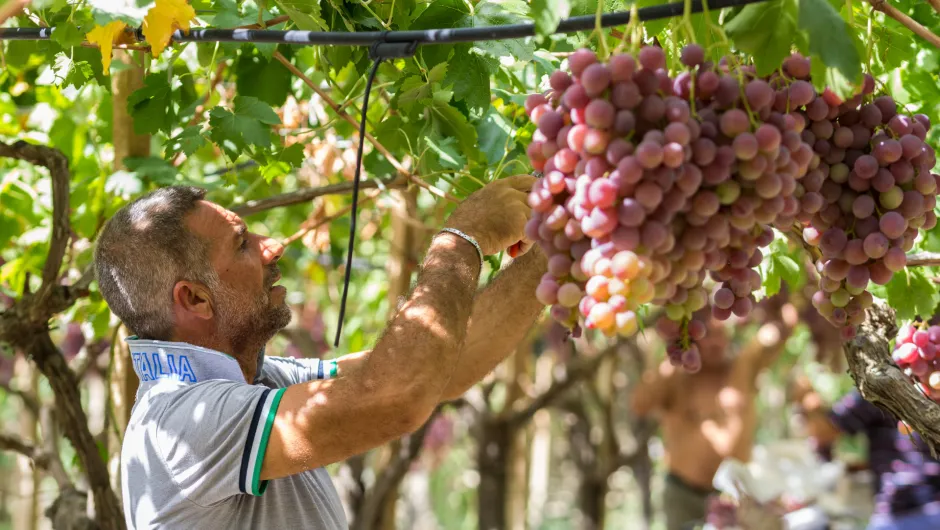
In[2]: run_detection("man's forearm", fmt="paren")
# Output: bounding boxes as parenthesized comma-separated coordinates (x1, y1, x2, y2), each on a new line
(357, 233, 481, 414)
(440, 246, 548, 401)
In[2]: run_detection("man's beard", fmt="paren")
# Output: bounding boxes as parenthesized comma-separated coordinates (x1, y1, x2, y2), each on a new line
(213, 273, 292, 357)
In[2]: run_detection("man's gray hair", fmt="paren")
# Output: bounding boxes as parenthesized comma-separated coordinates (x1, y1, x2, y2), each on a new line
(94, 186, 218, 340)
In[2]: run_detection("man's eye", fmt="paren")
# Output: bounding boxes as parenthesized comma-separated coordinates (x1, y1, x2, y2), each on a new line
(240, 238, 249, 250)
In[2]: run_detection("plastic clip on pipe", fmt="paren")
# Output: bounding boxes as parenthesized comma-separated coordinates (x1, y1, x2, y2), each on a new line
(333, 34, 419, 347)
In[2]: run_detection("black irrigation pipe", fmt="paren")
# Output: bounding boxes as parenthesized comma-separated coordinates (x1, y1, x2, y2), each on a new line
(0, 0, 769, 47)
(0, 0, 772, 347)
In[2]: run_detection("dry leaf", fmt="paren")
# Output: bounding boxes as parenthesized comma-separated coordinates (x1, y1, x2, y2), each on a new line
(85, 21, 128, 75)
(142, 0, 196, 56)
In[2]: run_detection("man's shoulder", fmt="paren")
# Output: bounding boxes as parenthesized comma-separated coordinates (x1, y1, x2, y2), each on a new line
(130, 378, 265, 426)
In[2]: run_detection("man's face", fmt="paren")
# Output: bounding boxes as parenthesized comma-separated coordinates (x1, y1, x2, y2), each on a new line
(185, 201, 292, 347)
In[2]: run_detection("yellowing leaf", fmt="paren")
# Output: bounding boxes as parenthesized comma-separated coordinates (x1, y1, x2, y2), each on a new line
(86, 21, 128, 75)
(142, 0, 197, 56)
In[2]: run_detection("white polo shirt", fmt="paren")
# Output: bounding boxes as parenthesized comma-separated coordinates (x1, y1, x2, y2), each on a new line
(121, 339, 346, 529)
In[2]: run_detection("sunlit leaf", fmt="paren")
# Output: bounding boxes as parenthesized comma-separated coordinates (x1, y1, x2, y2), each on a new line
(85, 21, 128, 75)
(142, 0, 197, 57)
(725, 0, 798, 77)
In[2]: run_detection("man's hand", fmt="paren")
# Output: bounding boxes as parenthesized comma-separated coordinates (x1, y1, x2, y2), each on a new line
(445, 174, 536, 256)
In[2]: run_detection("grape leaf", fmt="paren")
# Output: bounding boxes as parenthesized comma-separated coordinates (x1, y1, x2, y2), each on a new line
(395, 63, 448, 115)
(444, 46, 497, 113)
(85, 21, 128, 74)
(428, 99, 478, 157)
(235, 51, 292, 106)
(142, 0, 197, 56)
(261, 143, 306, 182)
(167, 126, 205, 157)
(633, 0, 671, 38)
(761, 238, 801, 297)
(57, 54, 94, 90)
(409, 0, 533, 63)
(872, 18, 916, 72)
(51, 22, 84, 49)
(123, 156, 179, 185)
(208, 96, 280, 159)
(127, 74, 174, 135)
(531, 0, 571, 36)
(426, 136, 467, 170)
(882, 268, 940, 321)
(476, 108, 514, 165)
(797, 0, 862, 85)
(724, 0, 798, 77)
(471, 0, 535, 62)
(809, 57, 857, 101)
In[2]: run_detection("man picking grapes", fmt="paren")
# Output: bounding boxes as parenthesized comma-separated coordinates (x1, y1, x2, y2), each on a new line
(93, 177, 547, 529)
(630, 303, 798, 530)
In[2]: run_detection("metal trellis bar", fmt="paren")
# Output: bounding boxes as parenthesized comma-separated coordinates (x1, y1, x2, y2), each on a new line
(0, 0, 769, 46)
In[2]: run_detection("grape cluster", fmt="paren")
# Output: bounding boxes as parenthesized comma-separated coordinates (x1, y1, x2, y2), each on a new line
(525, 45, 812, 370)
(524, 43, 940, 370)
(892, 323, 940, 402)
(705, 496, 739, 530)
(773, 54, 940, 341)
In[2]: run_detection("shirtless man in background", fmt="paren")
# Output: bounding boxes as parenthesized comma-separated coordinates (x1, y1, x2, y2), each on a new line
(631, 303, 798, 530)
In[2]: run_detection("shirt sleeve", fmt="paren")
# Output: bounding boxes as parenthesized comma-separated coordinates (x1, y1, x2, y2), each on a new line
(153, 380, 286, 506)
(828, 390, 884, 435)
(260, 355, 338, 386)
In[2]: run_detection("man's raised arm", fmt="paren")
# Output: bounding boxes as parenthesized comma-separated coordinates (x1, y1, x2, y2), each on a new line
(260, 175, 535, 480)
(439, 242, 548, 401)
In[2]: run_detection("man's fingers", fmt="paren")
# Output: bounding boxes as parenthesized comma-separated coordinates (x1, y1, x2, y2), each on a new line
(502, 174, 538, 192)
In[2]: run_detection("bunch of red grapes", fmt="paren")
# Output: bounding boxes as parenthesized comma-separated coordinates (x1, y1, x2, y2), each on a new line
(892, 323, 940, 401)
(789, 64, 937, 342)
(523, 44, 938, 372)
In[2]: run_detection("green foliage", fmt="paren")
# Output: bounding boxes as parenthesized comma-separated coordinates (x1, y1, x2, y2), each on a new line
(531, 0, 572, 36)
(872, 268, 940, 321)
(760, 237, 803, 298)
(724, 0, 799, 77)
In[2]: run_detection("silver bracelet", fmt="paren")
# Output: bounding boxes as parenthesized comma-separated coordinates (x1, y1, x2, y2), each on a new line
(438, 227, 485, 267)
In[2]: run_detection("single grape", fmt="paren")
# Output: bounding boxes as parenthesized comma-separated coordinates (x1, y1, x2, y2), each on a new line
(852, 194, 875, 219)
(581, 64, 612, 98)
(879, 186, 904, 210)
(788, 80, 815, 107)
(719, 109, 750, 138)
(638, 46, 667, 71)
(585, 99, 615, 129)
(880, 211, 907, 239)
(844, 239, 867, 265)
(636, 141, 664, 169)
(608, 54, 636, 82)
(680, 44, 705, 68)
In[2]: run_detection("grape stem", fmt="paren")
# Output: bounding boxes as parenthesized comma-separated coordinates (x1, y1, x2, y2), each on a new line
(866, 0, 940, 48)
(928, 0, 940, 15)
(903, 252, 940, 267)
(682, 0, 698, 43)
(593, 0, 610, 60)
(614, 3, 642, 55)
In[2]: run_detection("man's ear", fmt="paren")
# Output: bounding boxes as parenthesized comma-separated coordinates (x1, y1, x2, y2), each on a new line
(172, 281, 214, 320)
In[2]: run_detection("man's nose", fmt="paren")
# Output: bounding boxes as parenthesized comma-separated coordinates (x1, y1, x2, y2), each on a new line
(261, 236, 284, 264)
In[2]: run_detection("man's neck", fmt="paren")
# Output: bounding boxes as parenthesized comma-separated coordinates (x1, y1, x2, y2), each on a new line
(168, 332, 262, 383)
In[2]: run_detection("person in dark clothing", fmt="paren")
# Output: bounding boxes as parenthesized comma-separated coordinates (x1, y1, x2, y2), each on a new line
(791, 381, 940, 529)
